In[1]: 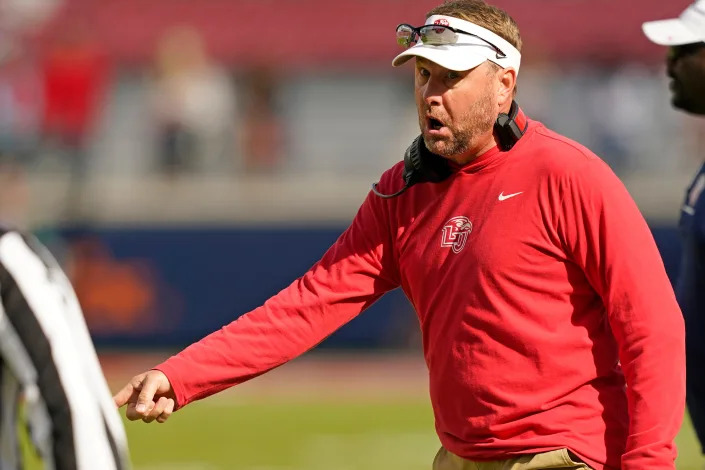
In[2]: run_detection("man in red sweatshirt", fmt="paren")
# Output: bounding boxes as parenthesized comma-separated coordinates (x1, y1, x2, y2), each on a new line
(114, 1, 685, 468)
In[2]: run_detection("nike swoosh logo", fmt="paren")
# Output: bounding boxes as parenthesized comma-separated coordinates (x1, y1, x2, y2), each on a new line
(498, 191, 523, 201)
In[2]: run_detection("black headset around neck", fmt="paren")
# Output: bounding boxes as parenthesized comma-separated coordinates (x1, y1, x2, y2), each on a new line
(371, 100, 528, 199)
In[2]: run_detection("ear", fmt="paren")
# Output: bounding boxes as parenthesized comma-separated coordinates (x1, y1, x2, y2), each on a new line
(496, 67, 517, 108)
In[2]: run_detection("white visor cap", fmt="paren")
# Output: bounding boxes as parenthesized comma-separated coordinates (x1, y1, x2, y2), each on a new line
(392, 15, 521, 74)
(642, 0, 705, 46)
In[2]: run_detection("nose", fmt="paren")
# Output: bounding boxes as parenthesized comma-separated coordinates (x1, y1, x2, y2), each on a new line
(422, 76, 445, 107)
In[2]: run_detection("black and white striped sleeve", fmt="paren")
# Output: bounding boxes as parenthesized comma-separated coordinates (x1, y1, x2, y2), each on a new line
(0, 362, 23, 469)
(0, 229, 130, 470)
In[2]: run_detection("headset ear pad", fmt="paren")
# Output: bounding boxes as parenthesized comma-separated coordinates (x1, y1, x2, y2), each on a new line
(403, 135, 453, 186)
(495, 100, 525, 151)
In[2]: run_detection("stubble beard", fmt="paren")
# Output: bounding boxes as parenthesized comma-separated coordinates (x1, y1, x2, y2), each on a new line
(422, 90, 496, 158)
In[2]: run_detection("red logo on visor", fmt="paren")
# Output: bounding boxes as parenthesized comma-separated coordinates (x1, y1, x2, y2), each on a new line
(433, 18, 450, 33)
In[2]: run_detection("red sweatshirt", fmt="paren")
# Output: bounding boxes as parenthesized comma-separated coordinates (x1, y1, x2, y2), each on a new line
(156, 120, 685, 470)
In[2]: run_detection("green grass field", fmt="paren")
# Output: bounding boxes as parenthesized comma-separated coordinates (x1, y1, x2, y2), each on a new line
(20, 393, 705, 469)
(125, 396, 440, 470)
(19, 352, 705, 469)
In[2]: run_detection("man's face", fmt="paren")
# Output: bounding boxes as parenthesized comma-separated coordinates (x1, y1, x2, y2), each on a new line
(414, 58, 498, 163)
(667, 42, 705, 115)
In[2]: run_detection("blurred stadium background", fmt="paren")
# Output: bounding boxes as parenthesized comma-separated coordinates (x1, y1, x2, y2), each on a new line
(2, 0, 704, 468)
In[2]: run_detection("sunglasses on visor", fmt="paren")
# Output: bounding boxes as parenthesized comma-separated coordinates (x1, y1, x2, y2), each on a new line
(396, 23, 507, 60)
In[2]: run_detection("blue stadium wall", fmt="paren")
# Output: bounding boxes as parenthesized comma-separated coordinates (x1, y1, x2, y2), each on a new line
(51, 224, 682, 349)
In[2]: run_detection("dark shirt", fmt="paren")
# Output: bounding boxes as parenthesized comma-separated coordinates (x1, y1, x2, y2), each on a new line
(678, 162, 705, 346)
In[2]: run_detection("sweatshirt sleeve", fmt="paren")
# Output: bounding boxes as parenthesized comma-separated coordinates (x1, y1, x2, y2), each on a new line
(557, 157, 685, 470)
(155, 190, 400, 408)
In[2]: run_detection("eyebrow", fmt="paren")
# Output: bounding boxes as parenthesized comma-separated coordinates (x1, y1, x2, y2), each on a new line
(415, 58, 435, 68)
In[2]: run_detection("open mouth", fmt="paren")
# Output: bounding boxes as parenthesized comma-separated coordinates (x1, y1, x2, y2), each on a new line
(428, 117, 444, 131)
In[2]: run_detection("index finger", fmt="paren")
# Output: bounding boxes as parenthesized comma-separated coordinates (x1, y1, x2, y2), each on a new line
(112, 382, 137, 409)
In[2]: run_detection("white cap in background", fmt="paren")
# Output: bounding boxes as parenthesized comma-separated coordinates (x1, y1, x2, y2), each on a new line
(642, 0, 705, 46)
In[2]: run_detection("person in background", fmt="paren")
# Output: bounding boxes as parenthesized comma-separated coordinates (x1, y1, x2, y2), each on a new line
(115, 1, 685, 469)
(643, 0, 705, 462)
(149, 25, 237, 175)
(39, 18, 110, 220)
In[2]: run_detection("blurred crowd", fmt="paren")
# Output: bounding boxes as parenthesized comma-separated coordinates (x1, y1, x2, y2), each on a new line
(0, 8, 288, 225)
(0, 0, 703, 228)
(0, 19, 287, 175)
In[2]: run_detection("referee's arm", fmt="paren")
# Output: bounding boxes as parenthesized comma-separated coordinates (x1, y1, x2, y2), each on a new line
(0, 229, 130, 469)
